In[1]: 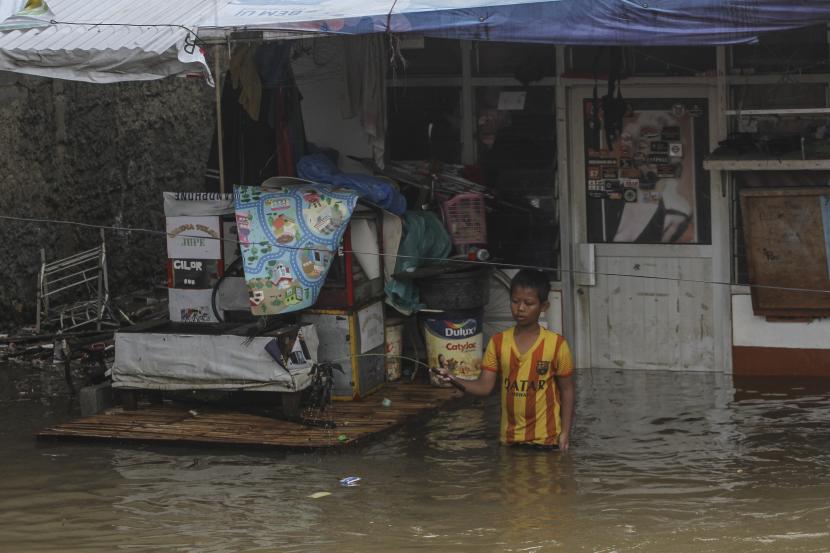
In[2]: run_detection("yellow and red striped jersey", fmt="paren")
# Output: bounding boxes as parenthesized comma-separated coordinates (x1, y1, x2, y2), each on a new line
(482, 327, 574, 446)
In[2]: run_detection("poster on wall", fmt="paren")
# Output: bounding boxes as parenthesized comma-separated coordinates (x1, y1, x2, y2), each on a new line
(234, 184, 359, 316)
(584, 99, 710, 244)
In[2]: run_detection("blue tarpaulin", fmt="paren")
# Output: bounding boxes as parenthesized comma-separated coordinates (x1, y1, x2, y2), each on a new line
(297, 154, 408, 214)
(203, 0, 830, 45)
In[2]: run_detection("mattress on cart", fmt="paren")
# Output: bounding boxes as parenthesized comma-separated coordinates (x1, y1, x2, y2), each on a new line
(112, 324, 319, 393)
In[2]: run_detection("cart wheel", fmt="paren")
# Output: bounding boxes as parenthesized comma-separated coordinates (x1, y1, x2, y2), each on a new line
(281, 392, 302, 419)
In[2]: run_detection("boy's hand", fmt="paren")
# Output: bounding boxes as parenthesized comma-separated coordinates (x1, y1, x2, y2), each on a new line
(556, 375, 574, 453)
(558, 432, 570, 452)
(432, 367, 452, 383)
(430, 367, 467, 392)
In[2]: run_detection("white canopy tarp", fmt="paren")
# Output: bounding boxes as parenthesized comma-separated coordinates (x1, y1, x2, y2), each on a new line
(0, 0, 216, 83)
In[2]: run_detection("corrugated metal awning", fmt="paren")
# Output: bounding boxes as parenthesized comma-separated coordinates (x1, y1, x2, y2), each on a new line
(0, 0, 221, 83)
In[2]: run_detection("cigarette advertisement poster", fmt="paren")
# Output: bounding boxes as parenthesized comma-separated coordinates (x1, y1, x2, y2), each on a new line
(584, 98, 710, 244)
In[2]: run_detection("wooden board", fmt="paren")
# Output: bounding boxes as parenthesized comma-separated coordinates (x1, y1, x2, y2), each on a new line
(740, 187, 830, 317)
(36, 383, 462, 449)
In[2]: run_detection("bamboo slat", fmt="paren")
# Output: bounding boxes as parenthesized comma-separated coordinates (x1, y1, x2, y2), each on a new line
(37, 383, 462, 449)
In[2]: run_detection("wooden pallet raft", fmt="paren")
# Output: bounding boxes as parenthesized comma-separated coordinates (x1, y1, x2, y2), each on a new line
(36, 383, 462, 449)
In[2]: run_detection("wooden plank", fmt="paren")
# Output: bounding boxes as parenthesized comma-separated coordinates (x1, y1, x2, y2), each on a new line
(704, 159, 830, 171)
(740, 187, 830, 317)
(37, 383, 463, 449)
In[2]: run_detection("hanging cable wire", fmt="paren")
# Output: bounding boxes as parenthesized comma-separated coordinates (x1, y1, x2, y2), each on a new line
(47, 20, 207, 54)
(3, 213, 830, 296)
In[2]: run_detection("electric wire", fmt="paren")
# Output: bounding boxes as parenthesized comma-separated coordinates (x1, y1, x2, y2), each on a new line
(2, 213, 829, 296)
(47, 19, 207, 54)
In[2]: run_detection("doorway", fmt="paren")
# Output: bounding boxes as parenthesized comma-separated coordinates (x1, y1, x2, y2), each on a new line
(567, 85, 729, 371)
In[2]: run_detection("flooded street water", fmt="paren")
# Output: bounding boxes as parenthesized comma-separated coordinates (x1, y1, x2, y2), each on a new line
(2, 361, 830, 552)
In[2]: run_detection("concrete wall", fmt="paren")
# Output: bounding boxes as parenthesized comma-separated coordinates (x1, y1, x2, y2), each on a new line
(0, 72, 215, 327)
(732, 294, 830, 376)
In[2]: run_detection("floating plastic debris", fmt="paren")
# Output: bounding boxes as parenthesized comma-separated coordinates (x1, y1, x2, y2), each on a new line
(340, 476, 361, 487)
(337, 434, 348, 442)
(308, 491, 331, 499)
(381, 398, 392, 407)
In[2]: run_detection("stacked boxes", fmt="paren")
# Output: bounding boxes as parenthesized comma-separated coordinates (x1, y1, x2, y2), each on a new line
(300, 300, 386, 400)
(163, 192, 236, 323)
(315, 207, 385, 309)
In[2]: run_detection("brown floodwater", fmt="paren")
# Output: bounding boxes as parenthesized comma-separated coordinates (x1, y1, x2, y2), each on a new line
(2, 361, 830, 552)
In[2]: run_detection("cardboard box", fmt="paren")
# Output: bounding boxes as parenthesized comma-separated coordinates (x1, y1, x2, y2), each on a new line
(300, 301, 386, 400)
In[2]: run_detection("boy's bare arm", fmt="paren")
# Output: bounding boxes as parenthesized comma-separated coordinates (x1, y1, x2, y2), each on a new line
(460, 369, 498, 396)
(435, 367, 497, 396)
(557, 376, 575, 451)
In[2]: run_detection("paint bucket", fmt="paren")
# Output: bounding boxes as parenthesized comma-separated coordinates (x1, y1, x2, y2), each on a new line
(423, 309, 483, 386)
(385, 321, 404, 381)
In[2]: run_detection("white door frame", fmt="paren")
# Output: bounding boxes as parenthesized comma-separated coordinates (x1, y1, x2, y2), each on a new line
(560, 82, 730, 371)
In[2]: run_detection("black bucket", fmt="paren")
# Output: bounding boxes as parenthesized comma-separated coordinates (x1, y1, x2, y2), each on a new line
(417, 267, 491, 310)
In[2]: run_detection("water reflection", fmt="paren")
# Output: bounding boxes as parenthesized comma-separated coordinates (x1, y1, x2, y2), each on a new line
(3, 363, 830, 552)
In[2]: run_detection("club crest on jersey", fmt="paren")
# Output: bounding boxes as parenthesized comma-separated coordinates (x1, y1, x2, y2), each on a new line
(536, 361, 550, 375)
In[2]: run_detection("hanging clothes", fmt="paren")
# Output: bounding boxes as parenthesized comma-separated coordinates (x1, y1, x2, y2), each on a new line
(229, 44, 262, 122)
(341, 35, 387, 168)
(257, 42, 307, 177)
(204, 75, 277, 192)
(204, 42, 308, 192)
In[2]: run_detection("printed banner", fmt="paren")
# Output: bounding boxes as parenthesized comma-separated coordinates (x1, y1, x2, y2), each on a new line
(165, 216, 223, 259)
(168, 288, 218, 323)
(163, 192, 234, 217)
(234, 184, 359, 315)
(168, 258, 222, 289)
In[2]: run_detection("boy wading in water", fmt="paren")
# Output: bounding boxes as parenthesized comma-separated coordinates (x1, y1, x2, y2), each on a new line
(437, 269, 575, 450)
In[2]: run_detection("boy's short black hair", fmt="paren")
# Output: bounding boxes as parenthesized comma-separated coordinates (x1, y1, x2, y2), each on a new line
(510, 269, 551, 303)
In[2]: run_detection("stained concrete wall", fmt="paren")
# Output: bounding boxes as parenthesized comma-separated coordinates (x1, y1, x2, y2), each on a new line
(0, 72, 215, 327)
